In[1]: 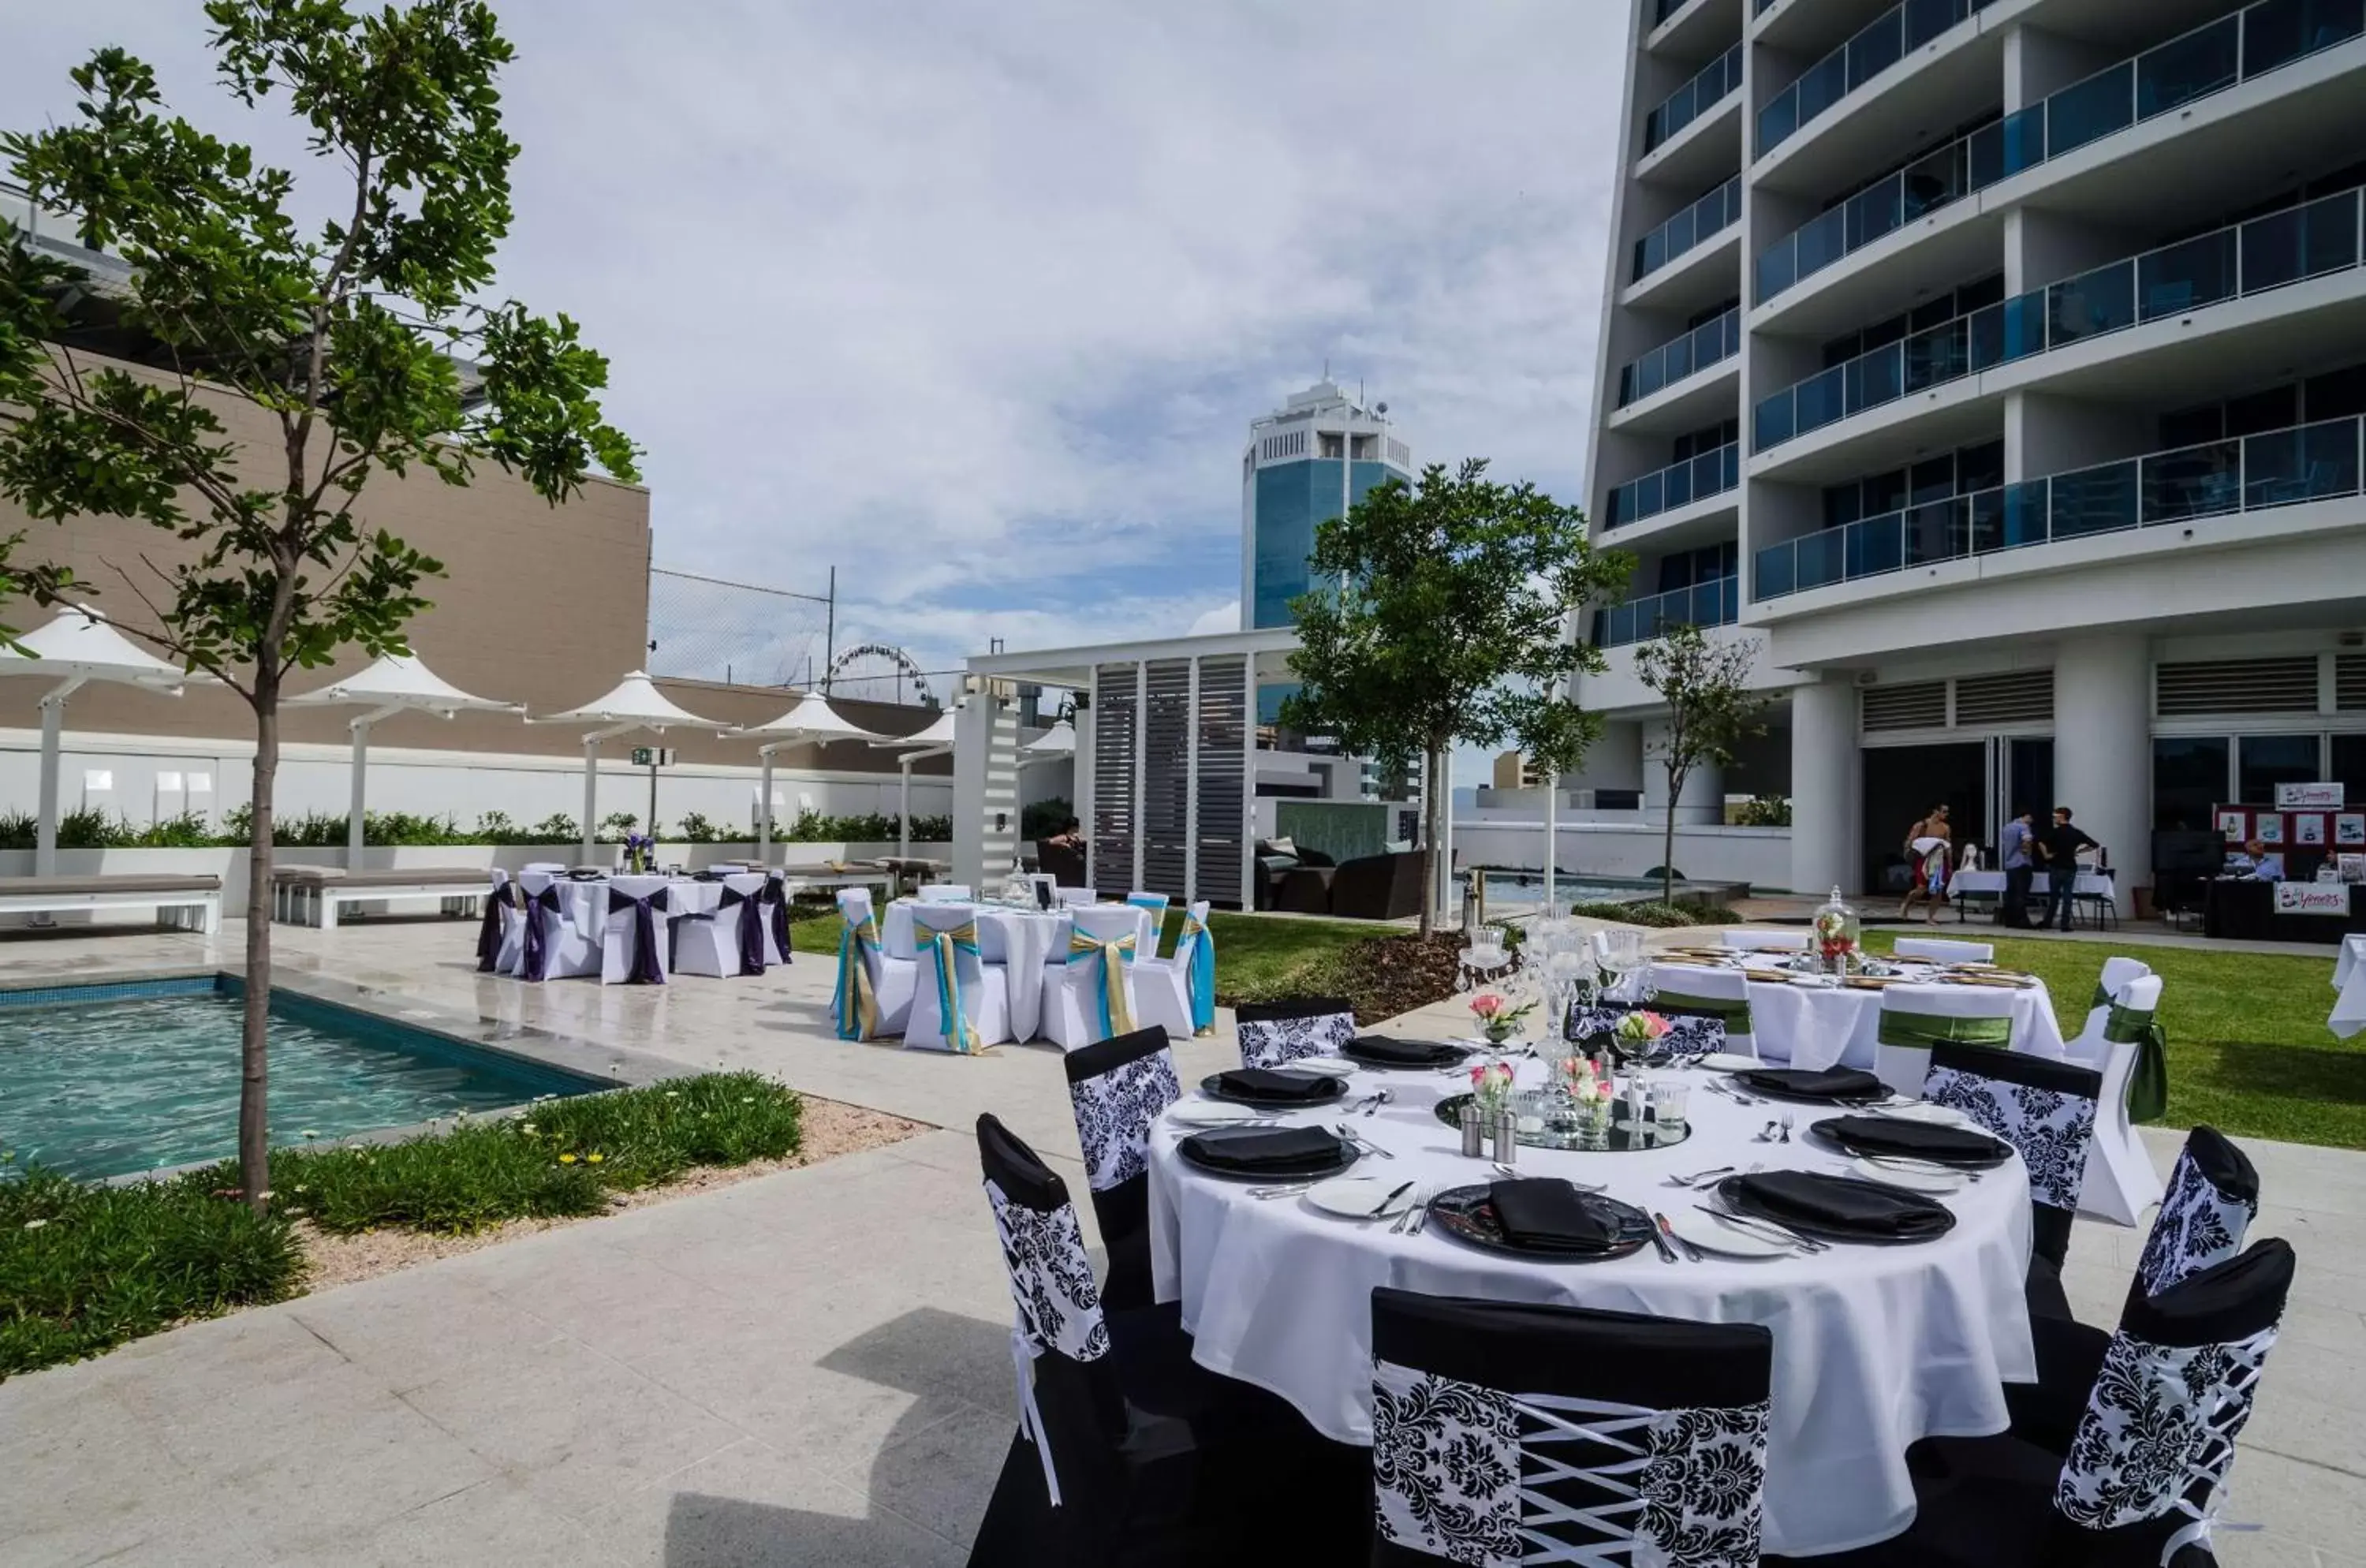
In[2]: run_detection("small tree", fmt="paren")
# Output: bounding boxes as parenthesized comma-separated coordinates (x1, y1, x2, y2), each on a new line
(0, 2, 636, 1213)
(1280, 459, 1632, 935)
(1632, 622, 1769, 905)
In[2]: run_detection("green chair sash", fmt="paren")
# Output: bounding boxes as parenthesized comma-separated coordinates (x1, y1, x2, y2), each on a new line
(1877, 1010, 2012, 1050)
(1651, 989, 1753, 1036)
(2107, 1003, 2170, 1123)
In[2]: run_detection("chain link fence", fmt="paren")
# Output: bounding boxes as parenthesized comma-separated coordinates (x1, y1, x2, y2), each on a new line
(645, 567, 831, 689)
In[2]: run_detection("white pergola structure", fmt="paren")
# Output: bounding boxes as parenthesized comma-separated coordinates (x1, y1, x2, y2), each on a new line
(870, 706, 955, 859)
(531, 672, 733, 863)
(730, 691, 886, 864)
(8, 607, 204, 877)
(954, 627, 1300, 905)
(285, 655, 523, 858)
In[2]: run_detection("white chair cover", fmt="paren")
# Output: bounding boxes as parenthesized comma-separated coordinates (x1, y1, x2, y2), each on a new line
(513, 871, 600, 980)
(2065, 956, 2154, 1066)
(1719, 929, 1807, 953)
(599, 875, 676, 985)
(918, 883, 973, 903)
(672, 872, 767, 977)
(1133, 898, 1207, 1040)
(2081, 974, 2166, 1226)
(1873, 983, 2018, 1097)
(1039, 905, 1147, 1051)
(836, 887, 916, 1035)
(1124, 891, 1170, 954)
(1644, 961, 1756, 1061)
(1893, 936, 1995, 964)
(907, 902, 1010, 1051)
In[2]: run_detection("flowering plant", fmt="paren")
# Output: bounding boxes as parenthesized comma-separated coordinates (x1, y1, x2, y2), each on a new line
(1468, 1058, 1516, 1112)
(1562, 1056, 1614, 1107)
(1468, 990, 1536, 1043)
(624, 831, 654, 874)
(1614, 1010, 1670, 1045)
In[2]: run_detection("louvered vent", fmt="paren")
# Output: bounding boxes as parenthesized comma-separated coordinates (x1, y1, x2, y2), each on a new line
(1194, 656, 1248, 905)
(1953, 670, 2054, 726)
(2337, 653, 2366, 711)
(2155, 657, 2319, 716)
(1140, 659, 1193, 898)
(1092, 663, 1139, 897)
(1861, 681, 1947, 732)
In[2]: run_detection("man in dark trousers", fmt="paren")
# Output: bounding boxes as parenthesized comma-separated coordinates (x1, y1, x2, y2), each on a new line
(2038, 805, 2099, 933)
(1998, 807, 2037, 928)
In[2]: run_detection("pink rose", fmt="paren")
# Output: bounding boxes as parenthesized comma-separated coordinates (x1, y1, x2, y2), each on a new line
(1470, 993, 1504, 1019)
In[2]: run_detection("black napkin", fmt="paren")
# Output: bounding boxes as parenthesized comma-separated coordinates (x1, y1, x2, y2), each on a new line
(1179, 1125, 1346, 1174)
(1730, 1170, 1952, 1241)
(1343, 1035, 1461, 1066)
(1488, 1178, 1618, 1253)
(1213, 1067, 1336, 1103)
(1819, 1115, 2010, 1167)
(1737, 1066, 1885, 1102)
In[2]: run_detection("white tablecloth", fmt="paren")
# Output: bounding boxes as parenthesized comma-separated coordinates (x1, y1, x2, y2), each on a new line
(2333, 935, 2366, 1040)
(1950, 869, 2115, 899)
(1147, 1060, 2036, 1556)
(550, 876, 725, 939)
(1624, 964, 2067, 1070)
(878, 900, 1158, 1041)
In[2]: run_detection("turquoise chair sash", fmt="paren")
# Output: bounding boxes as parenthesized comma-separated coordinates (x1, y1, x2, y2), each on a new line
(831, 917, 880, 1040)
(923, 920, 985, 1054)
(1180, 913, 1216, 1036)
(1066, 930, 1138, 1037)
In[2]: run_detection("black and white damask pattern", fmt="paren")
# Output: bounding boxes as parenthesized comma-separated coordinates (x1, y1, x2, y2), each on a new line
(2136, 1149, 2256, 1297)
(1566, 1006, 1725, 1064)
(1238, 1009, 1357, 1070)
(1633, 1401, 1772, 1566)
(1069, 1049, 1181, 1193)
(1371, 1361, 1521, 1566)
(1925, 1064, 2095, 1211)
(2055, 1325, 2278, 1530)
(984, 1180, 1110, 1364)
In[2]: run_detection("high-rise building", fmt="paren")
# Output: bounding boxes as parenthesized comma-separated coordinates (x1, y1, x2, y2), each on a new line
(1577, 0, 2366, 908)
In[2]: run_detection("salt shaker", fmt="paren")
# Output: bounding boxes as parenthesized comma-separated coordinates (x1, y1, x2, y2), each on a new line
(1491, 1108, 1517, 1166)
(1459, 1102, 1485, 1159)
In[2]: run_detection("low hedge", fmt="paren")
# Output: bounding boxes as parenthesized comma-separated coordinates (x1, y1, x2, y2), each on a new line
(1569, 898, 1741, 928)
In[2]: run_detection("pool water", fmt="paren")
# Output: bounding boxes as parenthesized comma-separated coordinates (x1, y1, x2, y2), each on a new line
(0, 980, 603, 1181)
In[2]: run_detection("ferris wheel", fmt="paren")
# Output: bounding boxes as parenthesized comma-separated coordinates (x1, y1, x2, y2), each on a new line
(827, 642, 935, 707)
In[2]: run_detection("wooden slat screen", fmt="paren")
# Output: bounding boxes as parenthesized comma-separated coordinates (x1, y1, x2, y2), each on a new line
(1092, 663, 1137, 898)
(1194, 655, 1248, 905)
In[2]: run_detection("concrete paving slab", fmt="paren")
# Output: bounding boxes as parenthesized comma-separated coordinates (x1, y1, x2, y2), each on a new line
(580, 1436, 969, 1568)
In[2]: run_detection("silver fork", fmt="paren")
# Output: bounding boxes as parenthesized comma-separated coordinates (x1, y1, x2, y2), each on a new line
(1364, 1088, 1394, 1118)
(1337, 1122, 1396, 1159)
(1666, 1165, 1737, 1188)
(1390, 1186, 1430, 1233)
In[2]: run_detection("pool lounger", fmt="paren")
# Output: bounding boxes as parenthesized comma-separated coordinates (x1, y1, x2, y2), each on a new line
(0, 873, 222, 934)
(271, 866, 491, 929)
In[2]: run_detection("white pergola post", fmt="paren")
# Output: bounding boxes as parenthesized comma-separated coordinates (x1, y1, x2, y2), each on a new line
(344, 703, 405, 864)
(34, 679, 82, 879)
(899, 756, 914, 858)
(579, 724, 636, 862)
(757, 749, 777, 864)
(1543, 767, 1557, 917)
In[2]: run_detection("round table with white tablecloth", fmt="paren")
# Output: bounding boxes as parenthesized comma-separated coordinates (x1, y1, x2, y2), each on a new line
(1620, 958, 2066, 1070)
(877, 899, 1159, 1042)
(1146, 1056, 2036, 1556)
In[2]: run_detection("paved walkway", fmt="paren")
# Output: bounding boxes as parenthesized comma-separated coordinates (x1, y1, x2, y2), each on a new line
(0, 917, 2360, 1565)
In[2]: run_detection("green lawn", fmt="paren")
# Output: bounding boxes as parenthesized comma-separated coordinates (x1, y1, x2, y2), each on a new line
(1860, 931, 2365, 1151)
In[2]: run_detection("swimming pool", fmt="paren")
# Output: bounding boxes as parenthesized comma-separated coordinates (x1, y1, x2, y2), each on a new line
(0, 976, 607, 1181)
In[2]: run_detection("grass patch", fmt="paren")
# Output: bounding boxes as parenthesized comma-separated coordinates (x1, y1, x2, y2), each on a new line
(1858, 932, 2366, 1151)
(1569, 899, 1741, 928)
(1, 1073, 801, 1379)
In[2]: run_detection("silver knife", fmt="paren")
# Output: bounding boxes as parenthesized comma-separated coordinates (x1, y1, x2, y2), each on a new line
(1645, 1213, 1680, 1263)
(1368, 1179, 1415, 1219)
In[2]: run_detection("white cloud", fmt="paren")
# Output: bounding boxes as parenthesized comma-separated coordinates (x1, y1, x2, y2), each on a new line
(1187, 601, 1241, 638)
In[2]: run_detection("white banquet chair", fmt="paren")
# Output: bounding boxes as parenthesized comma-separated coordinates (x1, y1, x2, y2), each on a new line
(599, 875, 677, 985)
(1893, 935, 1994, 964)
(908, 901, 1009, 1052)
(1872, 982, 2019, 1098)
(1133, 898, 1210, 1040)
(2073, 973, 2166, 1226)
(671, 872, 768, 978)
(831, 887, 915, 1037)
(511, 871, 600, 981)
(1039, 905, 1144, 1051)
(1123, 891, 1170, 952)
(1643, 961, 1756, 1060)
(918, 883, 972, 903)
(1720, 928, 1807, 953)
(2064, 955, 2152, 1062)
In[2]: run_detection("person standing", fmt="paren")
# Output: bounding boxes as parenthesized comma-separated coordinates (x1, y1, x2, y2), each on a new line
(1998, 808, 2036, 928)
(2038, 805, 2099, 932)
(1899, 803, 1953, 919)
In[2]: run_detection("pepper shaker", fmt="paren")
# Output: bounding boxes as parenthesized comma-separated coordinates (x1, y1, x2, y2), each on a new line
(1491, 1108, 1517, 1166)
(1459, 1102, 1485, 1159)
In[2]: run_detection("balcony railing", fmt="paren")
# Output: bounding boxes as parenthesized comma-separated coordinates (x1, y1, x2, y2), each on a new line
(1606, 442, 1741, 529)
(1654, 0, 1697, 25)
(1618, 307, 1741, 408)
(1756, 0, 1994, 159)
(1648, 44, 1745, 154)
(1595, 577, 1741, 647)
(1752, 413, 2366, 599)
(1754, 0, 2366, 303)
(1754, 181, 2366, 450)
(1634, 175, 1743, 283)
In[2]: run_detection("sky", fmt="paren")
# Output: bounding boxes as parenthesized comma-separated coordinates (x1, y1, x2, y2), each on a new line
(5, 1, 1628, 786)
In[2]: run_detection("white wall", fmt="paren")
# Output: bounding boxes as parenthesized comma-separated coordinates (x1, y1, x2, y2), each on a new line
(0, 730, 953, 835)
(1452, 816, 1793, 891)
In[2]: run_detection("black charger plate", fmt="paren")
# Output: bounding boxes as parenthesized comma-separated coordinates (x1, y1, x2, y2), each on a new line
(1177, 1130, 1360, 1182)
(1197, 1072, 1349, 1108)
(1424, 1184, 1655, 1262)
(1711, 1173, 1957, 1245)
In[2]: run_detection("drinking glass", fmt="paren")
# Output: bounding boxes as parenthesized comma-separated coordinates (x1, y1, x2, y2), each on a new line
(1650, 1078, 1691, 1133)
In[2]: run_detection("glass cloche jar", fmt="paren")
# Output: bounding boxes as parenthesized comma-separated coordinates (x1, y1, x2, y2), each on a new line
(1812, 886, 1860, 976)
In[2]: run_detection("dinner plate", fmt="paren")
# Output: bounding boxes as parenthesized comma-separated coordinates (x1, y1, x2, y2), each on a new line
(1694, 1051, 1762, 1073)
(1167, 1100, 1281, 1128)
(1304, 1173, 1422, 1219)
(1880, 1101, 1973, 1126)
(1664, 1207, 1797, 1259)
(1176, 1131, 1360, 1182)
(1847, 1156, 1963, 1194)
(1805, 1117, 2013, 1170)
(1339, 1037, 1470, 1070)
(1282, 1057, 1358, 1078)
(1711, 1174, 1958, 1245)
(1424, 1184, 1655, 1263)
(1197, 1072, 1350, 1108)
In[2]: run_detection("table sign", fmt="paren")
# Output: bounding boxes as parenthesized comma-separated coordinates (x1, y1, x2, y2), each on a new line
(2274, 882, 2353, 916)
(2276, 782, 2345, 808)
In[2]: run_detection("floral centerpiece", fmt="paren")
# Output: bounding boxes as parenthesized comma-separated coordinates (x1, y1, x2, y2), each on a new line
(1614, 1010, 1670, 1051)
(1468, 1058, 1517, 1115)
(1812, 885, 1860, 975)
(1468, 990, 1536, 1045)
(1562, 1055, 1617, 1139)
(623, 831, 654, 875)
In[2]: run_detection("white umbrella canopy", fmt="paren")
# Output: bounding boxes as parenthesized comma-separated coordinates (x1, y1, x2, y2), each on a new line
(285, 655, 523, 857)
(6, 607, 204, 876)
(530, 671, 733, 861)
(1020, 719, 1075, 758)
(869, 706, 958, 860)
(730, 692, 888, 861)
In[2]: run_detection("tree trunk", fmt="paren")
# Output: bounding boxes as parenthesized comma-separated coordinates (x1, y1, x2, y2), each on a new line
(238, 680, 278, 1215)
(1417, 746, 1439, 939)
(1660, 762, 1681, 906)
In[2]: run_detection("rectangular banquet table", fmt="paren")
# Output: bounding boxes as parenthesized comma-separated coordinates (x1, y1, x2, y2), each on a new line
(878, 898, 1159, 1042)
(2203, 877, 2366, 943)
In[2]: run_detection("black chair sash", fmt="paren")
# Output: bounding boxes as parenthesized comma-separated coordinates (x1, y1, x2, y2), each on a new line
(476, 879, 518, 972)
(611, 886, 671, 984)
(759, 875, 792, 961)
(717, 886, 769, 975)
(520, 884, 563, 982)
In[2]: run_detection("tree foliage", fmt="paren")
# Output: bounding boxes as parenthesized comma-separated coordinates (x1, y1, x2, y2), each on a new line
(1632, 622, 1769, 903)
(1279, 459, 1632, 930)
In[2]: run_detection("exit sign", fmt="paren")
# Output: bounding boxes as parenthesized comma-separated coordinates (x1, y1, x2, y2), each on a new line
(630, 747, 677, 767)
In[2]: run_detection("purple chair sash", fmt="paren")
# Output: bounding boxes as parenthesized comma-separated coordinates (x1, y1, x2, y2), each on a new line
(717, 886, 769, 975)
(520, 884, 563, 982)
(476, 880, 518, 972)
(614, 886, 671, 985)
(761, 875, 793, 961)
